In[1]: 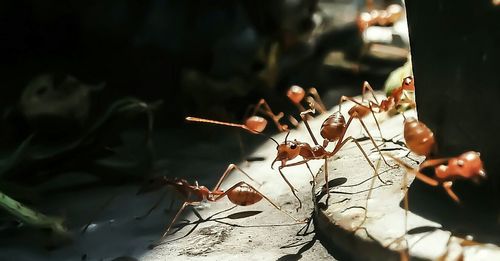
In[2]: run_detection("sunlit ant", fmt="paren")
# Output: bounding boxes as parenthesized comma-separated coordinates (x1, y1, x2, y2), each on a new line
(271, 104, 393, 209)
(287, 85, 327, 114)
(186, 99, 288, 133)
(138, 164, 305, 247)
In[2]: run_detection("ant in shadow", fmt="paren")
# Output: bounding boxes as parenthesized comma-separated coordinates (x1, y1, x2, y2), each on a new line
(137, 164, 306, 247)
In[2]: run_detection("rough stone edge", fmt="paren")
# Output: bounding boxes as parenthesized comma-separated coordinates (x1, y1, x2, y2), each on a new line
(311, 101, 500, 261)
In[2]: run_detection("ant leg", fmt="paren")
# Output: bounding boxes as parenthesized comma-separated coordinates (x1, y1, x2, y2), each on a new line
(368, 102, 384, 139)
(278, 166, 302, 210)
(212, 163, 259, 191)
(251, 99, 288, 132)
(215, 181, 306, 223)
(288, 115, 300, 128)
(306, 88, 326, 113)
(356, 117, 393, 167)
(236, 131, 246, 163)
(385, 154, 439, 187)
(300, 109, 320, 145)
(185, 117, 258, 134)
(331, 135, 386, 184)
(338, 95, 359, 112)
(418, 158, 450, 169)
(354, 158, 382, 232)
(402, 161, 410, 243)
(442, 181, 460, 203)
(331, 116, 355, 154)
(161, 201, 197, 238)
(361, 81, 380, 105)
(167, 190, 175, 211)
(294, 102, 307, 113)
(324, 156, 330, 202)
(279, 159, 314, 168)
(305, 162, 315, 180)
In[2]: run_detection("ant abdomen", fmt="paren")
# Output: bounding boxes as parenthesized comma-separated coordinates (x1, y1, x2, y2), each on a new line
(227, 184, 262, 206)
(244, 116, 268, 132)
(403, 118, 435, 157)
(348, 105, 371, 118)
(287, 85, 306, 104)
(320, 112, 346, 142)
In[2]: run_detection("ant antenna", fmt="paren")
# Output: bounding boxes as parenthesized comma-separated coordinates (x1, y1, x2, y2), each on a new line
(401, 111, 407, 121)
(268, 136, 280, 146)
(284, 131, 290, 143)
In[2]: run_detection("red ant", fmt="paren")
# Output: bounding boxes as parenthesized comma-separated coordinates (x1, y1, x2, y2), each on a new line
(389, 117, 486, 203)
(187, 93, 391, 210)
(139, 164, 304, 244)
(340, 77, 415, 115)
(383, 117, 486, 259)
(338, 77, 416, 138)
(287, 85, 327, 114)
(186, 98, 288, 133)
(271, 105, 392, 209)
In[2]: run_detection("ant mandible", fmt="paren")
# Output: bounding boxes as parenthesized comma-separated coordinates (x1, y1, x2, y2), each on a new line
(138, 164, 304, 246)
(186, 98, 289, 133)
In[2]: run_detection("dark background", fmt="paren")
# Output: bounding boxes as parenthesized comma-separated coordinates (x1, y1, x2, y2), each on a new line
(406, 0, 500, 244)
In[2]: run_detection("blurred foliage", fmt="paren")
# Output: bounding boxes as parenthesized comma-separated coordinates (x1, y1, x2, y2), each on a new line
(0, 74, 161, 240)
(384, 57, 413, 96)
(0, 190, 68, 237)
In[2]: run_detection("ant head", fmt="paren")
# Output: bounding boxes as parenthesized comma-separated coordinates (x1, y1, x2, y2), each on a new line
(287, 85, 305, 104)
(402, 76, 415, 91)
(272, 138, 301, 168)
(445, 151, 486, 181)
(245, 116, 268, 133)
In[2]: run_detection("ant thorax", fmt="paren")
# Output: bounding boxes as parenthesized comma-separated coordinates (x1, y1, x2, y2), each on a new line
(207, 189, 224, 202)
(189, 185, 211, 202)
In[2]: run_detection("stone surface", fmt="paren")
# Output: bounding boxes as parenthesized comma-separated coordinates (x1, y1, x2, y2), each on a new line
(141, 115, 336, 260)
(314, 97, 500, 261)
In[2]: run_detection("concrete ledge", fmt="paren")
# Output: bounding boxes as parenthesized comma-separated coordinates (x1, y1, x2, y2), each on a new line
(313, 99, 500, 261)
(142, 93, 500, 260)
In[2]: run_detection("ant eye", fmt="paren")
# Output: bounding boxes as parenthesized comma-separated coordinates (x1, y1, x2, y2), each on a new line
(290, 144, 297, 149)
